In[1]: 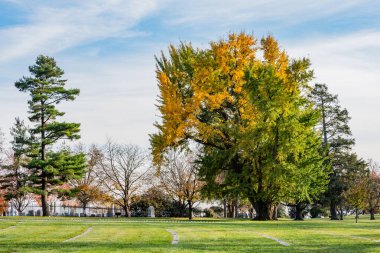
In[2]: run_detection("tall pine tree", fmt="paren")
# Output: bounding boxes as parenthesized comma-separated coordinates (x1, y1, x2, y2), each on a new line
(311, 83, 355, 220)
(15, 55, 86, 216)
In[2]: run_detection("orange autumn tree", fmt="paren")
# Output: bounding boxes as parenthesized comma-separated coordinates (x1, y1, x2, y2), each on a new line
(0, 194, 8, 215)
(151, 33, 327, 220)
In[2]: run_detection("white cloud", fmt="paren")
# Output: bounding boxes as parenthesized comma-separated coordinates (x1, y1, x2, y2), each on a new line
(0, 0, 379, 162)
(58, 54, 160, 148)
(285, 30, 380, 161)
(0, 0, 167, 147)
(164, 0, 370, 28)
(0, 0, 164, 63)
(0, 51, 161, 149)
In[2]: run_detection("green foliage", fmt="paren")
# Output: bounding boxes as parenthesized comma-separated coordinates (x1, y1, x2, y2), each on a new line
(310, 83, 356, 220)
(151, 33, 328, 220)
(0, 118, 30, 212)
(131, 186, 189, 217)
(204, 206, 224, 218)
(341, 153, 368, 205)
(14, 55, 86, 216)
(15, 55, 81, 146)
(311, 84, 355, 154)
(365, 160, 380, 219)
(241, 62, 328, 208)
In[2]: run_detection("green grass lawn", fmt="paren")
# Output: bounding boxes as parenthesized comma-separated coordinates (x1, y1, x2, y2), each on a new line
(1, 216, 380, 252)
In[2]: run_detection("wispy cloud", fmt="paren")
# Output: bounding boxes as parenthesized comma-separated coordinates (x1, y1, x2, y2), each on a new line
(0, 0, 164, 63)
(0, 0, 379, 160)
(285, 30, 380, 160)
(164, 0, 370, 27)
(285, 30, 380, 97)
(0, 50, 161, 147)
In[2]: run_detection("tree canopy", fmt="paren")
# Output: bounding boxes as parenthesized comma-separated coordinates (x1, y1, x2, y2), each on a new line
(311, 83, 356, 220)
(151, 33, 328, 220)
(15, 55, 86, 216)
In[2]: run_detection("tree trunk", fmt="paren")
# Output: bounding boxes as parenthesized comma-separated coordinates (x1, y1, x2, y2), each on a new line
(294, 203, 304, 221)
(370, 209, 375, 220)
(41, 194, 49, 216)
(188, 200, 193, 220)
(355, 208, 358, 223)
(15, 200, 23, 214)
(249, 208, 254, 219)
(223, 199, 227, 218)
(41, 104, 49, 217)
(272, 204, 278, 220)
(233, 198, 239, 218)
(124, 206, 131, 217)
(330, 200, 339, 220)
(83, 204, 87, 217)
(227, 203, 234, 218)
(41, 177, 50, 216)
(252, 200, 274, 220)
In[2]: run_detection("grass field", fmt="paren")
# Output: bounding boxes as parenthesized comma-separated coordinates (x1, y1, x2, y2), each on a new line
(1, 216, 380, 252)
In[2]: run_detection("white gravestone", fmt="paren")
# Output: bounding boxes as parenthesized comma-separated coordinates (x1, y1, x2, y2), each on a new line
(147, 206, 155, 218)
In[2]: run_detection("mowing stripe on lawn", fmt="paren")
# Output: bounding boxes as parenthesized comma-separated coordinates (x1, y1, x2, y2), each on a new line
(257, 233, 290, 246)
(0, 225, 16, 231)
(166, 229, 179, 244)
(311, 230, 380, 243)
(63, 227, 93, 242)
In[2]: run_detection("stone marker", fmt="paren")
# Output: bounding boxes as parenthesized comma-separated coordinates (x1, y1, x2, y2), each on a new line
(148, 206, 155, 218)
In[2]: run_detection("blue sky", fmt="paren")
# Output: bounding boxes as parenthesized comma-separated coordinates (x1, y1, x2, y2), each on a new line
(0, 0, 379, 161)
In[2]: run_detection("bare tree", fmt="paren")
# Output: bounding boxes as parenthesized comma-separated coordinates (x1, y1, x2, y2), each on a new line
(0, 129, 4, 164)
(0, 130, 7, 214)
(71, 144, 108, 216)
(159, 150, 204, 220)
(99, 141, 148, 217)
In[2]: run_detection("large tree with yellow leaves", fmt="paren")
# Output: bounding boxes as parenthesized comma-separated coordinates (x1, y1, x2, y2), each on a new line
(151, 33, 328, 220)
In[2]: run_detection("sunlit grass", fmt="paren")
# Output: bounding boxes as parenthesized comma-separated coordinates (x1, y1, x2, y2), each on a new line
(1, 215, 380, 252)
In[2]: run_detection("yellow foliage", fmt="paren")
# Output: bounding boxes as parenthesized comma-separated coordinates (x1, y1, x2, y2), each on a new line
(152, 32, 302, 166)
